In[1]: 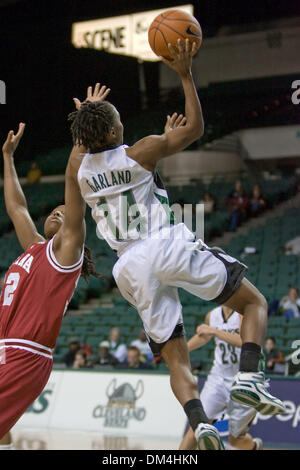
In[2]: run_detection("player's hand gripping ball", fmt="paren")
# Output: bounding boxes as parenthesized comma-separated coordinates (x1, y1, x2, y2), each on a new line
(148, 9, 202, 60)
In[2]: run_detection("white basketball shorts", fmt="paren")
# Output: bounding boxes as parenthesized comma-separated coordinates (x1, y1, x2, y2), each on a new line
(112, 229, 247, 355)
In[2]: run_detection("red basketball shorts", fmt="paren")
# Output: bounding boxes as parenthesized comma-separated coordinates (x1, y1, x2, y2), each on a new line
(0, 346, 52, 439)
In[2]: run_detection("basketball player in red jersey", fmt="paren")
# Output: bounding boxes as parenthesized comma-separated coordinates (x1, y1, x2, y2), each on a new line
(0, 85, 108, 450)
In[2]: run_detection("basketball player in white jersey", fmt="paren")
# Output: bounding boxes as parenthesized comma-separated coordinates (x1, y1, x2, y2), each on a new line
(179, 306, 263, 450)
(66, 39, 285, 449)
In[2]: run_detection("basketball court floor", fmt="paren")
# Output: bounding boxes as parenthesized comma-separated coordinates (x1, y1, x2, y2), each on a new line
(11, 428, 180, 450)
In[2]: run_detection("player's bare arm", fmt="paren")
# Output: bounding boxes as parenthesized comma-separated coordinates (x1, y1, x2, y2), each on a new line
(126, 38, 204, 171)
(187, 311, 212, 351)
(67, 82, 111, 174)
(53, 83, 112, 266)
(199, 315, 243, 349)
(52, 145, 87, 266)
(2, 123, 45, 251)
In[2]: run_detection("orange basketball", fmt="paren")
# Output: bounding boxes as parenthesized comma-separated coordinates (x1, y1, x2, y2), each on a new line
(148, 9, 202, 60)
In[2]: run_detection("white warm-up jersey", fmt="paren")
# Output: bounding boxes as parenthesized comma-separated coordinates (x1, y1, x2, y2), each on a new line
(77, 145, 193, 255)
(209, 306, 241, 379)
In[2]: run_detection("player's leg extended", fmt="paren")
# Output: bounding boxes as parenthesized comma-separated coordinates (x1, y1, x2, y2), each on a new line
(161, 336, 224, 450)
(224, 278, 285, 415)
(179, 373, 228, 450)
(0, 432, 13, 450)
(225, 277, 267, 346)
(172, 242, 285, 416)
(114, 242, 221, 449)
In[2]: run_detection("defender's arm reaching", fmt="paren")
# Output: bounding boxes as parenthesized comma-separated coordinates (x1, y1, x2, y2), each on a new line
(2, 123, 45, 251)
(52, 83, 112, 266)
(52, 145, 86, 266)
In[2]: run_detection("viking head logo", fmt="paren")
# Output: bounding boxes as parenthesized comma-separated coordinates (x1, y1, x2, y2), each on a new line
(106, 379, 144, 408)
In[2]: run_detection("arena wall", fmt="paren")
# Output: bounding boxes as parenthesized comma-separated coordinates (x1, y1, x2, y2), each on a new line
(158, 151, 246, 184)
(160, 26, 300, 88)
(15, 371, 300, 447)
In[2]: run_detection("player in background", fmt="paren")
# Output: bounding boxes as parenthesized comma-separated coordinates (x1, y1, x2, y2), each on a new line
(180, 306, 263, 450)
(0, 88, 107, 449)
(68, 39, 285, 450)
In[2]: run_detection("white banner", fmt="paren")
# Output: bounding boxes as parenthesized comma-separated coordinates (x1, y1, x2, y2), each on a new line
(19, 371, 63, 427)
(238, 125, 300, 160)
(16, 370, 186, 439)
(71, 5, 194, 61)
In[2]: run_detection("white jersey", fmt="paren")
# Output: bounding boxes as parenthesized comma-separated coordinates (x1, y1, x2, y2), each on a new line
(209, 306, 241, 378)
(77, 145, 193, 256)
(201, 307, 256, 436)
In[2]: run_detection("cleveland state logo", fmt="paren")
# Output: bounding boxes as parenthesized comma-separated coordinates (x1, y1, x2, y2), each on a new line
(93, 379, 146, 428)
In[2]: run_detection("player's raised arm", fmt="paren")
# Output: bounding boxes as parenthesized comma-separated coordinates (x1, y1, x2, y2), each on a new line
(126, 38, 204, 171)
(2, 123, 45, 251)
(53, 83, 111, 266)
(52, 145, 86, 266)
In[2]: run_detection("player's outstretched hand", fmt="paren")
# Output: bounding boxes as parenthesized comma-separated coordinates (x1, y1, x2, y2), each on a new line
(160, 38, 197, 77)
(164, 112, 187, 134)
(73, 83, 111, 110)
(2, 122, 25, 157)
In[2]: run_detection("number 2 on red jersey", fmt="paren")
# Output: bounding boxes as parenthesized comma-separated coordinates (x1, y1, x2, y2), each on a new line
(3, 273, 20, 306)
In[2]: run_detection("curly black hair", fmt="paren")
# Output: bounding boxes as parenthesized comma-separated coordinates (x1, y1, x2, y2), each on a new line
(68, 101, 117, 153)
(82, 245, 101, 282)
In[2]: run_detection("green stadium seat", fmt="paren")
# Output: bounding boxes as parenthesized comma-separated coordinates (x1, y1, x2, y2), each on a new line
(268, 317, 286, 327)
(183, 318, 196, 329)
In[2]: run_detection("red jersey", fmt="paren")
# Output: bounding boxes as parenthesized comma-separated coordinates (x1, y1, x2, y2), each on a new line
(0, 237, 83, 349)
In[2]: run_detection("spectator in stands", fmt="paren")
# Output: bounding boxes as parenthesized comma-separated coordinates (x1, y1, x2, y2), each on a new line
(108, 327, 127, 363)
(117, 346, 153, 370)
(131, 330, 153, 363)
(198, 192, 215, 215)
(27, 162, 42, 185)
(279, 287, 300, 321)
(93, 340, 119, 368)
(264, 337, 285, 374)
(63, 337, 81, 367)
(285, 236, 300, 256)
(225, 180, 249, 231)
(250, 184, 266, 217)
(72, 349, 92, 369)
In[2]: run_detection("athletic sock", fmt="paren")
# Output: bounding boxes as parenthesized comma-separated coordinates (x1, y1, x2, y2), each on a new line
(239, 342, 261, 373)
(183, 399, 210, 431)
